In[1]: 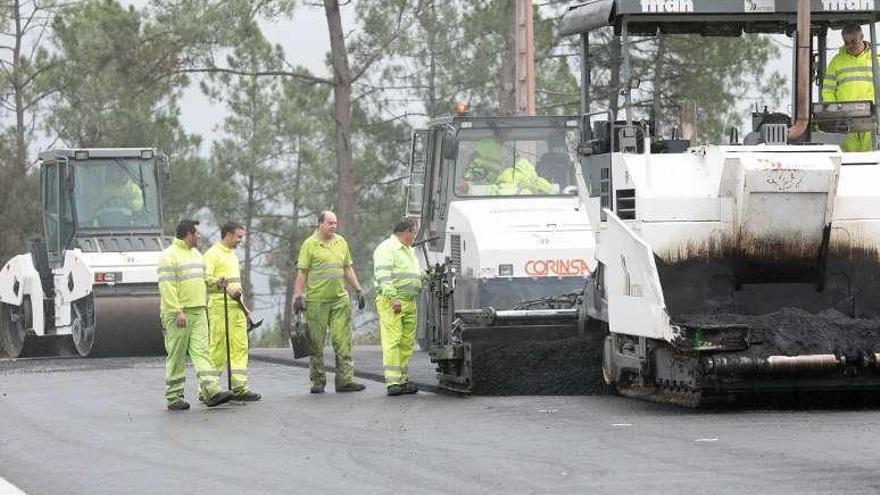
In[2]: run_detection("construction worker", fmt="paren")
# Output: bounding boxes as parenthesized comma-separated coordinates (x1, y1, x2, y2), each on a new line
(93, 165, 144, 225)
(294, 210, 367, 394)
(204, 221, 261, 402)
(492, 157, 553, 195)
(373, 217, 422, 396)
(822, 24, 877, 152)
(458, 139, 507, 195)
(157, 219, 233, 411)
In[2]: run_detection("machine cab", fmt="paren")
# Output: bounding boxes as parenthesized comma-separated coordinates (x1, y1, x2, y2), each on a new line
(405, 115, 584, 254)
(39, 148, 167, 266)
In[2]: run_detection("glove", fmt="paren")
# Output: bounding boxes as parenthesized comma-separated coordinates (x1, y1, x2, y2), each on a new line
(293, 296, 304, 314)
(356, 292, 366, 310)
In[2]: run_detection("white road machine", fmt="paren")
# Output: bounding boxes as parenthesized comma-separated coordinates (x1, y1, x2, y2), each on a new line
(0, 148, 169, 357)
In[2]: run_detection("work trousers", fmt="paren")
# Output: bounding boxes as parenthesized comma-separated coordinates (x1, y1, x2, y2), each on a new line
(843, 131, 872, 152)
(161, 308, 223, 403)
(305, 297, 354, 387)
(207, 295, 250, 394)
(376, 295, 418, 387)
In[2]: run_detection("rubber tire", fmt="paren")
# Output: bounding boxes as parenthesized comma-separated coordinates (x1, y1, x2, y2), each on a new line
(601, 334, 618, 386)
(71, 297, 96, 357)
(1, 299, 31, 358)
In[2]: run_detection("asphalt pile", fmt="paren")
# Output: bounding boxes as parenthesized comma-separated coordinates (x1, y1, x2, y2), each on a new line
(468, 334, 609, 396)
(676, 308, 880, 358)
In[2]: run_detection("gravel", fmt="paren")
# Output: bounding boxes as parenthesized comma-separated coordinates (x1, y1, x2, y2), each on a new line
(676, 307, 880, 358)
(469, 334, 610, 396)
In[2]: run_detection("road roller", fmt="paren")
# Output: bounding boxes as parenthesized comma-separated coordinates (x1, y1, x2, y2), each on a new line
(0, 148, 170, 357)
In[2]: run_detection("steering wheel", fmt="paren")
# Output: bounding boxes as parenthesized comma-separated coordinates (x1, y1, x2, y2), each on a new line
(92, 206, 133, 227)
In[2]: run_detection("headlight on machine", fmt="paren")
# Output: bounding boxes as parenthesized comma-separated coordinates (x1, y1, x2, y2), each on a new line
(498, 264, 513, 277)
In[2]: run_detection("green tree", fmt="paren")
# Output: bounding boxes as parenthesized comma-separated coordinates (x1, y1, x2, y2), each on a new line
(49, 0, 207, 228)
(201, 28, 294, 308)
(646, 34, 786, 142)
(0, 0, 59, 263)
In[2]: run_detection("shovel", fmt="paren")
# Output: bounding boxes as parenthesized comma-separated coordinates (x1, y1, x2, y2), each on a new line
(234, 296, 263, 333)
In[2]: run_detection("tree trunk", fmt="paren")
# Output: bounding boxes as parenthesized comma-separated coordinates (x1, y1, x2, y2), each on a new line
(281, 144, 304, 335)
(500, 0, 517, 115)
(243, 172, 255, 309)
(420, 0, 438, 118)
(12, 0, 27, 173)
(607, 34, 621, 121)
(651, 36, 666, 137)
(324, 0, 355, 236)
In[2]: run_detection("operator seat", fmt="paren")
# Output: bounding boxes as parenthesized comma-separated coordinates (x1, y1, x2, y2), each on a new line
(536, 152, 572, 185)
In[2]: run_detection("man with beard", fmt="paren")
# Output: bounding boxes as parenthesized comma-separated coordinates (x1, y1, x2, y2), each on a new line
(204, 221, 261, 401)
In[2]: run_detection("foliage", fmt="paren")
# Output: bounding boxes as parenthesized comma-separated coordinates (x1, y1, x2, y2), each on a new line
(49, 0, 208, 230)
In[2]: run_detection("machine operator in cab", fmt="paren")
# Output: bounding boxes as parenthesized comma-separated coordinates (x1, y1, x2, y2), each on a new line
(822, 24, 877, 152)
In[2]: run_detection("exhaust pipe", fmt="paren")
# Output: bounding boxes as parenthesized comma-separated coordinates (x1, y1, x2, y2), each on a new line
(789, 0, 810, 140)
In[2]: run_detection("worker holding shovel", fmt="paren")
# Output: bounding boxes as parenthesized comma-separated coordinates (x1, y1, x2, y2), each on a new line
(204, 221, 261, 402)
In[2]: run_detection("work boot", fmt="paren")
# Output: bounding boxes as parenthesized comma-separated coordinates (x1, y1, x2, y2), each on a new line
(204, 390, 233, 407)
(336, 382, 366, 393)
(310, 384, 325, 394)
(402, 382, 419, 395)
(386, 384, 404, 396)
(233, 391, 262, 402)
(167, 399, 190, 411)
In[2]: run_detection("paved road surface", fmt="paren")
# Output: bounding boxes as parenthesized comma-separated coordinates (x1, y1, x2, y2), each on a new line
(1, 350, 879, 494)
(250, 345, 438, 391)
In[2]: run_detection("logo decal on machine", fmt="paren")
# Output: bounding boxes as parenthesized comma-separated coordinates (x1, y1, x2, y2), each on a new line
(524, 259, 590, 277)
(822, 0, 875, 10)
(640, 0, 694, 13)
(744, 0, 774, 12)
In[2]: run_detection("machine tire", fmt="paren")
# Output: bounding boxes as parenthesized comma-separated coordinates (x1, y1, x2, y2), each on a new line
(71, 296, 96, 357)
(1, 298, 32, 358)
(601, 334, 619, 387)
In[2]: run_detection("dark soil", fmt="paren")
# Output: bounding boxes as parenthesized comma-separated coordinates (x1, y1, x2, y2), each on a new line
(469, 334, 610, 396)
(676, 308, 880, 358)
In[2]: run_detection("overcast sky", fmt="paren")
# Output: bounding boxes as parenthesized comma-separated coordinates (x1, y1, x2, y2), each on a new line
(178, 4, 348, 150)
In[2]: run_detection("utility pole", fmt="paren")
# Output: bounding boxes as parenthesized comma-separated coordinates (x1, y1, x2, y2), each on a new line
(515, 0, 536, 116)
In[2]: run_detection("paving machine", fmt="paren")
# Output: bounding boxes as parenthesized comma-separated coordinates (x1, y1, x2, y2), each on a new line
(558, 0, 880, 406)
(417, 0, 880, 403)
(405, 115, 598, 394)
(0, 148, 170, 357)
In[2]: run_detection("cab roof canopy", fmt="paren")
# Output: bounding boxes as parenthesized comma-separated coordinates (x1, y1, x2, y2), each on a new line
(559, 0, 880, 37)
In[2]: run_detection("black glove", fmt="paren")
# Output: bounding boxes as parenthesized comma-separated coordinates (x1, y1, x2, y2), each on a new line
(293, 296, 304, 314)
(356, 292, 366, 310)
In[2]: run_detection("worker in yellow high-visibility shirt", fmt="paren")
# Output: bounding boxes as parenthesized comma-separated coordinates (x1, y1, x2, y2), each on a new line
(157, 219, 232, 411)
(204, 221, 261, 402)
(822, 24, 879, 152)
(373, 217, 422, 396)
(294, 210, 367, 394)
(491, 157, 552, 195)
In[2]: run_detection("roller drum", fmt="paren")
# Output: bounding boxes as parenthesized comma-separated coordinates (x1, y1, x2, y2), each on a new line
(90, 290, 164, 357)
